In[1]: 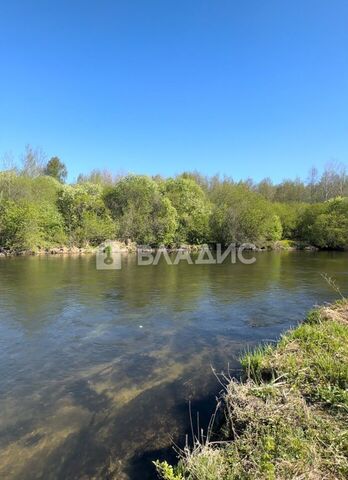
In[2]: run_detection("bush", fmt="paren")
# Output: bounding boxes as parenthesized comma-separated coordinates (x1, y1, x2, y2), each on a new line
(297, 197, 348, 249)
(164, 178, 211, 244)
(0, 169, 347, 251)
(273, 202, 306, 239)
(0, 200, 66, 251)
(209, 183, 282, 245)
(104, 175, 178, 246)
(57, 183, 116, 246)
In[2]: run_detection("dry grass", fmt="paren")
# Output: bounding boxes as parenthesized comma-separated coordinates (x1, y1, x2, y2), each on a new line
(321, 303, 348, 325)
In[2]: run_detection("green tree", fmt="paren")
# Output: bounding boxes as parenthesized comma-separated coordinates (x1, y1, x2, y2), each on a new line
(308, 198, 348, 249)
(164, 177, 211, 244)
(0, 200, 66, 251)
(257, 177, 275, 201)
(273, 202, 307, 239)
(104, 175, 178, 245)
(274, 178, 309, 203)
(57, 183, 116, 246)
(44, 157, 68, 183)
(0, 163, 348, 252)
(210, 183, 281, 245)
(0, 171, 61, 203)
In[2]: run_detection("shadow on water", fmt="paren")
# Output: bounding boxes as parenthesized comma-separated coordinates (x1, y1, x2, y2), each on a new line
(123, 390, 220, 480)
(25, 375, 220, 480)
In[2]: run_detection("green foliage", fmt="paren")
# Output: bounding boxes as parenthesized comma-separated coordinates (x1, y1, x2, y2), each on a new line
(209, 183, 281, 245)
(273, 178, 309, 203)
(57, 183, 116, 246)
(296, 203, 324, 242)
(0, 171, 61, 203)
(44, 157, 68, 183)
(153, 461, 184, 480)
(0, 165, 347, 251)
(243, 302, 348, 410)
(31, 176, 63, 203)
(0, 200, 66, 251)
(256, 177, 275, 201)
(310, 198, 348, 249)
(298, 197, 348, 249)
(37, 203, 68, 246)
(264, 214, 282, 242)
(164, 177, 211, 244)
(105, 175, 178, 246)
(273, 202, 306, 239)
(72, 211, 115, 246)
(305, 308, 322, 324)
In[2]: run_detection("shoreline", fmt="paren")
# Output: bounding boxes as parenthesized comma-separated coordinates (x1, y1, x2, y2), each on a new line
(0, 240, 325, 257)
(155, 300, 348, 479)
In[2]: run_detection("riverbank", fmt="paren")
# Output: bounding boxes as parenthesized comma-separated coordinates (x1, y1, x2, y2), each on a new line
(155, 300, 348, 479)
(0, 241, 133, 257)
(0, 239, 321, 257)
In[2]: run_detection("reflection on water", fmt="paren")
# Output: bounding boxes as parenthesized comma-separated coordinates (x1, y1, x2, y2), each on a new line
(0, 252, 347, 479)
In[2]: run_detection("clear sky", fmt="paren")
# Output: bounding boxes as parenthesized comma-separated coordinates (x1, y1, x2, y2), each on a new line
(1, 1, 347, 182)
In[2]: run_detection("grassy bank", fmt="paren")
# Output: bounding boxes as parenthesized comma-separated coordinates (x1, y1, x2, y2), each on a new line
(155, 301, 348, 479)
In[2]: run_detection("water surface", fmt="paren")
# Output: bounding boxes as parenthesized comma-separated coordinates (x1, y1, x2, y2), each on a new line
(0, 251, 347, 479)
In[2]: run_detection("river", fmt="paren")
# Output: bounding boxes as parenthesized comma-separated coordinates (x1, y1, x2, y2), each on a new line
(0, 251, 347, 479)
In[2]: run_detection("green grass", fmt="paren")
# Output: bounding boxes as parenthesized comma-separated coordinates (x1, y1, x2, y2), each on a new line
(155, 301, 348, 480)
(242, 302, 348, 410)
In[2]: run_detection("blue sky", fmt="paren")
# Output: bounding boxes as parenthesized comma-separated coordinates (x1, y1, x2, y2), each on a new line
(0, 1, 347, 182)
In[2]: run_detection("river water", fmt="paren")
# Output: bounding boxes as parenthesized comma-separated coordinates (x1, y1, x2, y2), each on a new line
(0, 251, 347, 479)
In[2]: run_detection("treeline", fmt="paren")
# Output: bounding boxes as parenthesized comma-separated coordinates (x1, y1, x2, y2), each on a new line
(0, 146, 347, 252)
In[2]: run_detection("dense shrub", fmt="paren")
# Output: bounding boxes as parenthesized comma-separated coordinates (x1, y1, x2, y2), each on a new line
(308, 198, 348, 249)
(0, 200, 66, 251)
(57, 183, 116, 246)
(104, 175, 178, 245)
(209, 183, 282, 245)
(164, 177, 211, 244)
(0, 167, 347, 251)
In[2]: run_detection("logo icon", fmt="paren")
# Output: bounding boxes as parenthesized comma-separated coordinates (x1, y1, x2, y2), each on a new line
(96, 242, 122, 270)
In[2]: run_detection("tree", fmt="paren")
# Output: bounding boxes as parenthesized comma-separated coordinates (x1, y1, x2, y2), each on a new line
(318, 162, 348, 201)
(164, 177, 211, 244)
(274, 178, 309, 203)
(306, 166, 319, 203)
(77, 169, 115, 185)
(104, 175, 178, 246)
(0, 162, 347, 252)
(309, 198, 348, 249)
(256, 177, 275, 201)
(57, 183, 116, 246)
(21, 145, 45, 178)
(273, 202, 307, 239)
(179, 171, 209, 192)
(209, 183, 282, 245)
(0, 199, 66, 251)
(44, 157, 68, 183)
(0, 170, 61, 203)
